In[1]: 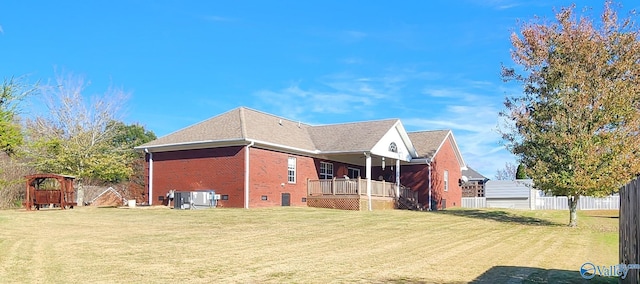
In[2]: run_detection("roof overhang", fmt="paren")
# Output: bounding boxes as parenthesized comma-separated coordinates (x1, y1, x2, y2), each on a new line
(134, 138, 248, 153)
(247, 139, 320, 156)
(134, 138, 321, 156)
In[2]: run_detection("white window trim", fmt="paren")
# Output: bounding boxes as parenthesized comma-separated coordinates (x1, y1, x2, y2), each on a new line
(347, 167, 360, 179)
(444, 170, 449, 191)
(320, 162, 333, 179)
(288, 157, 296, 184)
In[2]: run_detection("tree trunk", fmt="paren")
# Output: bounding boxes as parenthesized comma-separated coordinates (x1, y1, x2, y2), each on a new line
(568, 195, 579, 227)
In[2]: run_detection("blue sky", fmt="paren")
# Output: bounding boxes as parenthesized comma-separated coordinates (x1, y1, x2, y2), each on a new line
(1, 0, 635, 178)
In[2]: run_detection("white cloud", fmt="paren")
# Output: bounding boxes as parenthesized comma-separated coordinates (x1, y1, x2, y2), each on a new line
(422, 87, 487, 102)
(405, 85, 516, 178)
(253, 84, 372, 120)
(253, 70, 516, 178)
(252, 71, 414, 122)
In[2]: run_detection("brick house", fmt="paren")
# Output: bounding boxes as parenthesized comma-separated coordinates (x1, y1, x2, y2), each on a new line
(135, 107, 467, 210)
(461, 167, 489, 197)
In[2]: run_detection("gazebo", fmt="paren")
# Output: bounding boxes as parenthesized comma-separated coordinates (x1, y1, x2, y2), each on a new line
(24, 174, 77, 210)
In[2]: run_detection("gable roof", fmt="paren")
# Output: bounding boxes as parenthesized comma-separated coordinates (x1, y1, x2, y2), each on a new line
(407, 130, 467, 170)
(309, 119, 399, 153)
(407, 130, 449, 159)
(137, 107, 317, 151)
(462, 167, 488, 181)
(242, 108, 317, 151)
(136, 107, 458, 164)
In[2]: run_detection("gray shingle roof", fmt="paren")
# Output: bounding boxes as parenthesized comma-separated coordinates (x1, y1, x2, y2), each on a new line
(241, 108, 317, 151)
(309, 119, 399, 152)
(407, 130, 450, 159)
(462, 167, 488, 180)
(137, 107, 462, 166)
(138, 107, 402, 154)
(140, 107, 245, 147)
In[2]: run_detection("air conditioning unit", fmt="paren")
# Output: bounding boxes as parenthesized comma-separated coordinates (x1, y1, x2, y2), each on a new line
(173, 190, 218, 210)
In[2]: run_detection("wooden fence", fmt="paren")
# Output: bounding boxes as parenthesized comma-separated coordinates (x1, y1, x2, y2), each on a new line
(620, 178, 640, 283)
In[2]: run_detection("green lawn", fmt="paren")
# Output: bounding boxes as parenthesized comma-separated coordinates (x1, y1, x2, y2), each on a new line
(0, 206, 619, 283)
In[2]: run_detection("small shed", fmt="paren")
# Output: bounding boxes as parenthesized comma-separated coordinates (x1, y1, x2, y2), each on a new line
(484, 179, 534, 210)
(24, 174, 77, 210)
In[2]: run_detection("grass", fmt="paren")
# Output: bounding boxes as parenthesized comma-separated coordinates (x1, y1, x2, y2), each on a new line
(0, 206, 619, 283)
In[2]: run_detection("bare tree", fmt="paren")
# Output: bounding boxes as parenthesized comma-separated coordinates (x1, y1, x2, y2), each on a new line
(24, 71, 132, 184)
(0, 152, 34, 208)
(495, 162, 517, 180)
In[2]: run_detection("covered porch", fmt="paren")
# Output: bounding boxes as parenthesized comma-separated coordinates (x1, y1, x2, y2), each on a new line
(306, 178, 419, 210)
(308, 178, 396, 197)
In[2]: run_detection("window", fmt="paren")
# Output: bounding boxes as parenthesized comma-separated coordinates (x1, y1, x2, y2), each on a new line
(221, 195, 229, 200)
(320, 162, 333, 179)
(261, 195, 268, 201)
(288, 157, 296, 183)
(444, 170, 449, 191)
(347, 167, 360, 179)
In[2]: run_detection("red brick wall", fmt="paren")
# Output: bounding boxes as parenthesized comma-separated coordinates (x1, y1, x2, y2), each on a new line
(431, 138, 462, 209)
(144, 141, 462, 210)
(248, 148, 318, 208)
(399, 164, 431, 206)
(147, 146, 245, 207)
(399, 137, 463, 210)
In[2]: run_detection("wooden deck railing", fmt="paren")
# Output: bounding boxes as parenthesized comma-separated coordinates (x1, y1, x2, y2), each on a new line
(399, 185, 419, 204)
(308, 178, 396, 197)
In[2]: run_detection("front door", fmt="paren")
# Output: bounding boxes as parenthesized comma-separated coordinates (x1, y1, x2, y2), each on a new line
(282, 193, 290, 206)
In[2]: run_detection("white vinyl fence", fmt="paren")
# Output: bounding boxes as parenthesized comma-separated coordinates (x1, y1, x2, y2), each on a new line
(462, 195, 619, 210)
(461, 197, 486, 208)
(534, 195, 619, 210)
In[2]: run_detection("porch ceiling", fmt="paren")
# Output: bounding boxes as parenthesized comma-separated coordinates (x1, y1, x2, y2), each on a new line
(319, 153, 411, 167)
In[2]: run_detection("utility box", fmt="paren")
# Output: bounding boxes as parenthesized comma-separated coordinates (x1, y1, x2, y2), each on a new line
(173, 190, 217, 210)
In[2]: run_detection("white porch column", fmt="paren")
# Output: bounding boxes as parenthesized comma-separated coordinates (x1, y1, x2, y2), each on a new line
(365, 152, 372, 211)
(395, 159, 400, 198)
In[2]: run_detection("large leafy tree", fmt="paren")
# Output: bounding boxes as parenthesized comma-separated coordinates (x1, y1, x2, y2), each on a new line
(24, 72, 132, 184)
(0, 77, 37, 208)
(515, 164, 528, 179)
(501, 1, 640, 226)
(0, 77, 37, 155)
(109, 121, 157, 153)
(109, 121, 156, 200)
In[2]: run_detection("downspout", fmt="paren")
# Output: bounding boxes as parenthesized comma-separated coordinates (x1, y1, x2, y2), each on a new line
(428, 161, 432, 211)
(144, 148, 153, 206)
(244, 141, 255, 209)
